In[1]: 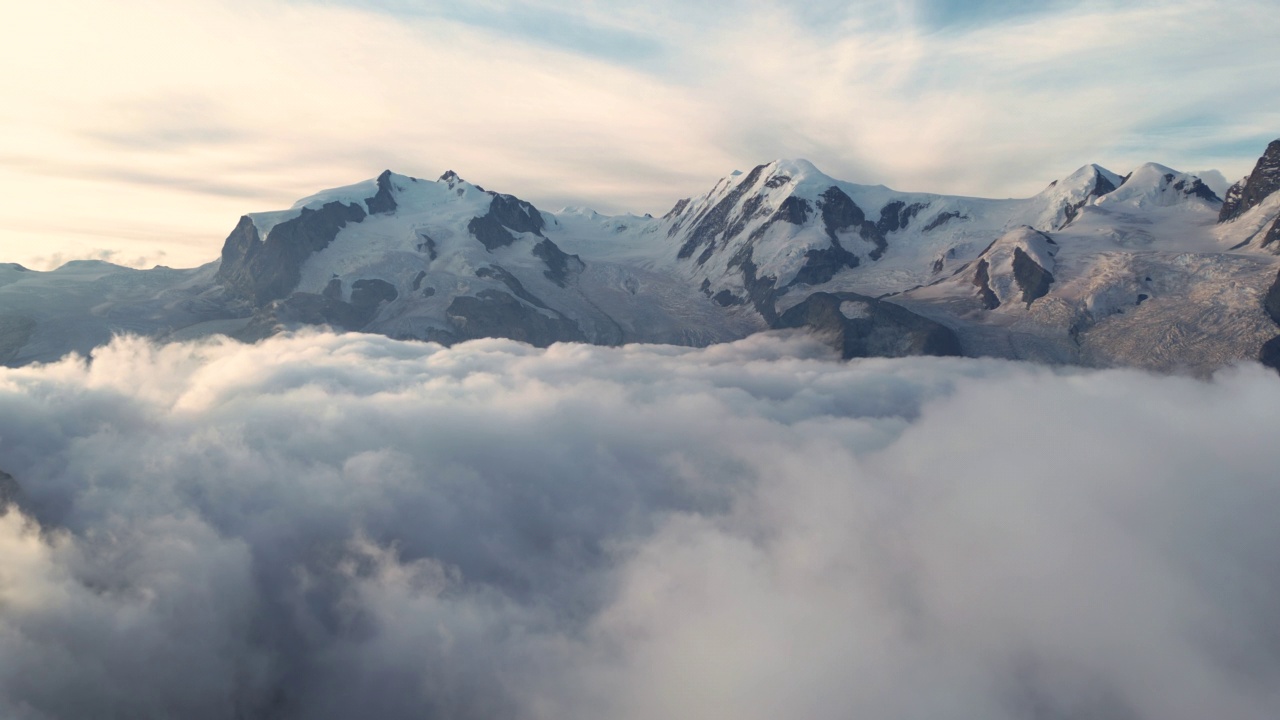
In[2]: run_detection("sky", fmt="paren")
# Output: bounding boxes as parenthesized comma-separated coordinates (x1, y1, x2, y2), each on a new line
(2, 330, 1280, 718)
(1, 0, 1278, 270)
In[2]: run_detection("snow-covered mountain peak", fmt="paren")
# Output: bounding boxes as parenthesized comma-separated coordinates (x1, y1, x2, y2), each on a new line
(1030, 163, 1123, 230)
(1097, 163, 1221, 209)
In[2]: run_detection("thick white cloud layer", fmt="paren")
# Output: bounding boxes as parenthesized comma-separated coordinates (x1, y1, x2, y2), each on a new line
(1, 331, 1279, 719)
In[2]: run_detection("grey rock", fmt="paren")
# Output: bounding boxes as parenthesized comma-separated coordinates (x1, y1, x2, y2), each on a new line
(790, 244, 860, 287)
(446, 290, 585, 346)
(416, 232, 438, 260)
(1262, 217, 1280, 250)
(235, 278, 396, 340)
(924, 211, 966, 232)
(475, 265, 553, 310)
(217, 201, 367, 304)
(776, 291, 961, 359)
(364, 170, 398, 215)
(1263, 270, 1280, 326)
(468, 193, 547, 252)
(876, 200, 930, 235)
(662, 198, 691, 220)
(1220, 139, 1280, 222)
(532, 239, 585, 288)
(674, 164, 767, 260)
(973, 259, 1001, 310)
(1061, 169, 1118, 227)
(350, 278, 398, 310)
(1261, 335, 1280, 370)
(1012, 246, 1054, 305)
(816, 185, 864, 239)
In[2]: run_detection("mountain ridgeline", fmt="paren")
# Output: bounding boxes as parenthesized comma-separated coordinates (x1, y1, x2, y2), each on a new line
(3, 139, 1280, 373)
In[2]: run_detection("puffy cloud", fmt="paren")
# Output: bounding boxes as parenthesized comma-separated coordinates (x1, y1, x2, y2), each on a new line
(0, 331, 1279, 718)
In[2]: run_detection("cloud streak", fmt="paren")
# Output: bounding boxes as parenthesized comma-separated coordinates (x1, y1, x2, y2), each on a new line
(0, 0, 1277, 270)
(1, 331, 1279, 718)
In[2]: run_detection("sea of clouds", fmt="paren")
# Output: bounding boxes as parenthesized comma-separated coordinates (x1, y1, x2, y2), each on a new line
(1, 330, 1278, 719)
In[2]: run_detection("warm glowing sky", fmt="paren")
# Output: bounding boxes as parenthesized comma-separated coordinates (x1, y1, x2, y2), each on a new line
(2, 0, 1278, 270)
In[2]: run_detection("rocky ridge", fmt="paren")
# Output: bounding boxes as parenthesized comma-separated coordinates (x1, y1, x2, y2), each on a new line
(2, 139, 1280, 374)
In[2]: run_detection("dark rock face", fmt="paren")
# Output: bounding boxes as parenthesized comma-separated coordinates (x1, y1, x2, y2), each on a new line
(1261, 335, 1280, 370)
(727, 246, 780, 325)
(531, 239, 585, 287)
(713, 289, 744, 306)
(675, 164, 768, 260)
(724, 194, 767, 243)
(973, 259, 1001, 310)
(475, 265, 553, 311)
(217, 202, 367, 304)
(817, 186, 887, 260)
(1012, 247, 1054, 305)
(1262, 217, 1280, 250)
(774, 195, 811, 225)
(489, 193, 545, 236)
(468, 214, 518, 251)
(1171, 177, 1220, 203)
(663, 198, 691, 220)
(1263, 270, 1280, 326)
(1062, 170, 1119, 227)
(415, 233, 438, 260)
(924, 211, 966, 232)
(235, 277, 397, 340)
(1220, 139, 1280, 222)
(1259, 270, 1280, 371)
(411, 271, 426, 292)
(817, 186, 864, 238)
(364, 170, 398, 215)
(468, 194, 547, 252)
(790, 244, 860, 287)
(446, 290, 585, 346)
(776, 291, 961, 359)
(876, 200, 930, 235)
(350, 279, 398, 310)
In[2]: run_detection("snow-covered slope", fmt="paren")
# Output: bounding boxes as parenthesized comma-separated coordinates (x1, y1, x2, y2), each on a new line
(3, 138, 1280, 374)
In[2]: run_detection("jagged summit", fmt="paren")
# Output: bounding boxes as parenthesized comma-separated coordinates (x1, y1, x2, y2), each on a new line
(1033, 163, 1123, 229)
(4, 139, 1280, 374)
(1220, 139, 1280, 223)
(1096, 163, 1221, 208)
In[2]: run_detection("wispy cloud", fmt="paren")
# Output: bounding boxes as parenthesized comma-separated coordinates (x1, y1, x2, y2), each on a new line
(0, 0, 1276, 269)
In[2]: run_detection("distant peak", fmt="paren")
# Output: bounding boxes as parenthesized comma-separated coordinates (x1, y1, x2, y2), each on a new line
(439, 170, 463, 184)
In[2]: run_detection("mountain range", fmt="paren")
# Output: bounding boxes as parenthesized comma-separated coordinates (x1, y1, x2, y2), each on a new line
(3, 139, 1280, 374)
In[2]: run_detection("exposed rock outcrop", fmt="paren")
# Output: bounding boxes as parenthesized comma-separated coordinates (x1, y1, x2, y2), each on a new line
(1220, 139, 1280, 222)
(776, 291, 961, 359)
(876, 200, 929, 235)
(1012, 247, 1055, 305)
(675, 164, 768, 260)
(364, 170, 398, 215)
(468, 192, 547, 252)
(446, 291, 585, 346)
(217, 202, 367, 304)
(532, 239, 584, 288)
